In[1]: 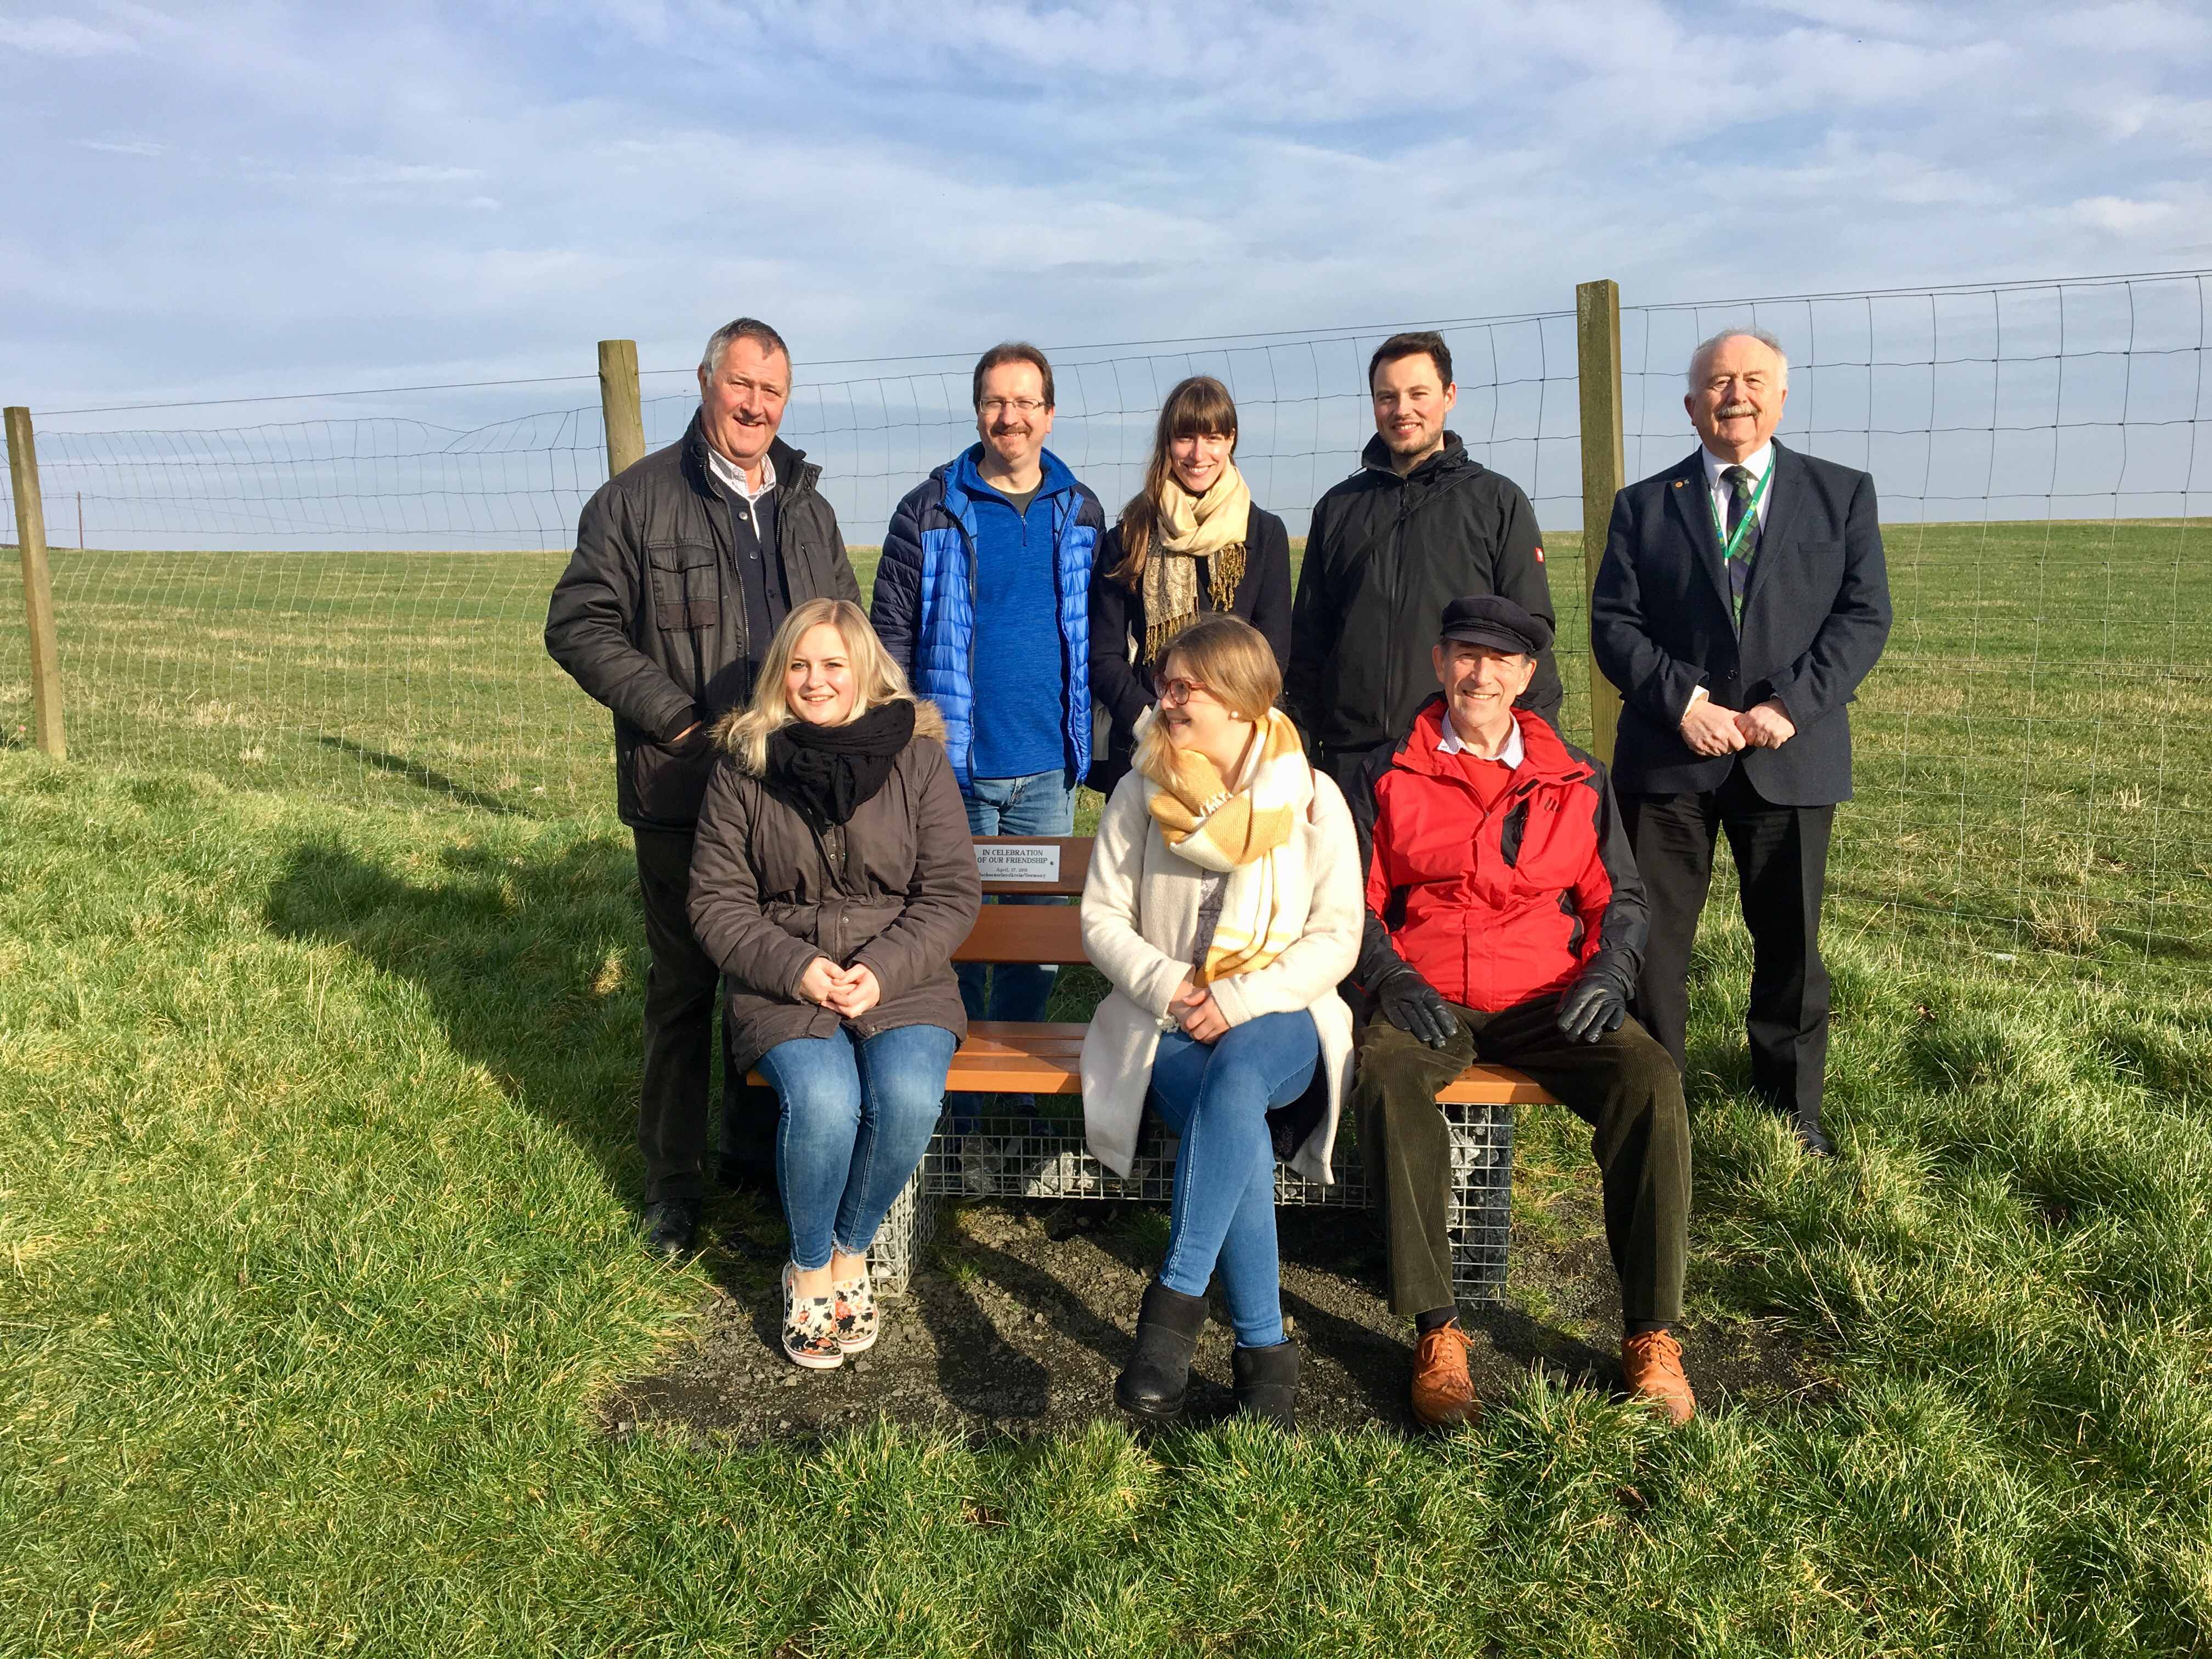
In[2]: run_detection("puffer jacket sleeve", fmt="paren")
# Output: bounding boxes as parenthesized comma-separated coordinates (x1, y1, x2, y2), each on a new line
(849, 738, 982, 1002)
(545, 478, 700, 742)
(869, 484, 928, 678)
(1205, 775, 1363, 1028)
(687, 758, 826, 1002)
(1081, 774, 1192, 1021)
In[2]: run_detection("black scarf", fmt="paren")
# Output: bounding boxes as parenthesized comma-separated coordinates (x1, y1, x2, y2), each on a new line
(764, 699, 916, 827)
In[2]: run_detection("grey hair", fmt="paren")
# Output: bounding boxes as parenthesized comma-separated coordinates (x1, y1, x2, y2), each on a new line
(699, 316, 792, 378)
(1687, 328, 1789, 392)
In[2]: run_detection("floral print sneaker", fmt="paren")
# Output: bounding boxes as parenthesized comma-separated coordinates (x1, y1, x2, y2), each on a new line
(781, 1261, 843, 1370)
(833, 1263, 879, 1355)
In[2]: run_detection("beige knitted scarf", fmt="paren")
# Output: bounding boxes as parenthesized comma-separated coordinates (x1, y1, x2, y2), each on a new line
(1139, 463, 1251, 663)
(1135, 705, 1312, 984)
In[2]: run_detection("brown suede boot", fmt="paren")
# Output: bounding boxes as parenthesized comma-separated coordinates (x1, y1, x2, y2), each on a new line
(1621, 1329, 1695, 1425)
(1409, 1322, 1477, 1428)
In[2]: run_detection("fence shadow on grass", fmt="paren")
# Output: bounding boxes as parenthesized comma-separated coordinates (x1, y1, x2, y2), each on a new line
(263, 832, 651, 1207)
(314, 735, 537, 817)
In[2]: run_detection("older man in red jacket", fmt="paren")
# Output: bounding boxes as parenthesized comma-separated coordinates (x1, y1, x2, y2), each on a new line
(1348, 596, 1692, 1429)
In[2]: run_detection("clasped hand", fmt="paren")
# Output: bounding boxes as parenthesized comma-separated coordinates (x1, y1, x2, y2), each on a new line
(1680, 696, 1795, 757)
(799, 957, 882, 1018)
(1169, 977, 1229, 1043)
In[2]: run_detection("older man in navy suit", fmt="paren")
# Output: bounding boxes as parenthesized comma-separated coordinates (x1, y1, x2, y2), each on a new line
(1590, 329, 1891, 1156)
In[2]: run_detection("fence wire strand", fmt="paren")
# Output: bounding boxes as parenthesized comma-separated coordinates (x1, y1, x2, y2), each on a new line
(3, 275, 2207, 964)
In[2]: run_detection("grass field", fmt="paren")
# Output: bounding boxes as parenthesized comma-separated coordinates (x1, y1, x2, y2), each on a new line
(3, 521, 2207, 963)
(3, 522, 2211, 1653)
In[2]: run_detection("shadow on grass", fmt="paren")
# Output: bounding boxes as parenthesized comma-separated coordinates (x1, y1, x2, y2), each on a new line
(263, 833, 650, 1207)
(314, 734, 536, 817)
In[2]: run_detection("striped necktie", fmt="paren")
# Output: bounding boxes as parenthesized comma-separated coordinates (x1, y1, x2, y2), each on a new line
(1722, 464, 1760, 627)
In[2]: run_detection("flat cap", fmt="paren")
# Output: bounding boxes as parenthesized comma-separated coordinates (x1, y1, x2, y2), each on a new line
(1438, 593, 1553, 656)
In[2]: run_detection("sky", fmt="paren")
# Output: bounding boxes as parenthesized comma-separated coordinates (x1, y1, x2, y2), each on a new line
(5, 0, 2210, 416)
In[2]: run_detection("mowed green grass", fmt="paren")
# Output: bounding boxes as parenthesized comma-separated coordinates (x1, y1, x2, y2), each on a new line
(2, 522, 2207, 964)
(6, 751, 2212, 1654)
(2, 521, 2211, 1652)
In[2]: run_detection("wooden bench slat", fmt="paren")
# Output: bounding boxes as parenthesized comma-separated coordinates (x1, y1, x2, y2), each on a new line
(952, 904, 1086, 964)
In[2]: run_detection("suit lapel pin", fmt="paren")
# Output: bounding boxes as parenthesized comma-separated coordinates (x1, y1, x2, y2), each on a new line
(1673, 479, 1684, 488)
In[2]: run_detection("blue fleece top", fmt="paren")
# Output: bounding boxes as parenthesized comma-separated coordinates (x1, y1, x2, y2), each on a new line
(957, 444, 1075, 779)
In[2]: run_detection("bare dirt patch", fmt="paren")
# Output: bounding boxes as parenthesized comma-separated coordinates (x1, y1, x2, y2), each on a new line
(603, 1181, 1816, 1444)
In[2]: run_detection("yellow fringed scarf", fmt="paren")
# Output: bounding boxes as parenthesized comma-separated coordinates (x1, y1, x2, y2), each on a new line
(1139, 464, 1251, 663)
(1136, 705, 1312, 984)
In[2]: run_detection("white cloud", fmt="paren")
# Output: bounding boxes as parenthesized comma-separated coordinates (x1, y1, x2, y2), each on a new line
(2070, 194, 2181, 233)
(1, 0, 2208, 416)
(0, 16, 138, 56)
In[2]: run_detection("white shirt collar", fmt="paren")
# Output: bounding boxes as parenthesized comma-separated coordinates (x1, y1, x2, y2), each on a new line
(1702, 442, 1774, 492)
(705, 441, 775, 503)
(1438, 708, 1523, 766)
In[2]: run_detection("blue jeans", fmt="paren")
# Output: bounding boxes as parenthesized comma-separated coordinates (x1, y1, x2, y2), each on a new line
(1149, 1009, 1319, 1349)
(754, 1023, 957, 1271)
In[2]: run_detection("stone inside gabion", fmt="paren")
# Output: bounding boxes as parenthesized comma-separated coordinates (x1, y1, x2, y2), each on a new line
(1022, 1149, 1099, 1199)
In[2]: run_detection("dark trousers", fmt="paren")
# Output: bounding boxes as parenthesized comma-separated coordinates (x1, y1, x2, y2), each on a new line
(1350, 997, 1690, 1328)
(1621, 763, 1834, 1124)
(631, 827, 775, 1206)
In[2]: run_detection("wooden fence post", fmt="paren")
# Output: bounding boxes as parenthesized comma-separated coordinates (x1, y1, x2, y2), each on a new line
(597, 340, 646, 479)
(4, 406, 66, 760)
(1575, 280, 1626, 765)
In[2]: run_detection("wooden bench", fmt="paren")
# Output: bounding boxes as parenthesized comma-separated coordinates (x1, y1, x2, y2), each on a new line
(758, 836, 1555, 1310)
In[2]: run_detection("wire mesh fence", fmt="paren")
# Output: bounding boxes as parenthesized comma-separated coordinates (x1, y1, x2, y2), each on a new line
(2, 271, 2207, 964)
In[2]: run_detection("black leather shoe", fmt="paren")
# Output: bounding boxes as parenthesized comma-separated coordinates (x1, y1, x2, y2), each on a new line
(1231, 1341, 1300, 1429)
(1114, 1281, 1210, 1423)
(641, 1198, 699, 1256)
(1791, 1113, 1836, 1158)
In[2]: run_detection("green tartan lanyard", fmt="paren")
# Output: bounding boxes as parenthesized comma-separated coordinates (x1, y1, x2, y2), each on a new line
(1719, 459, 1773, 562)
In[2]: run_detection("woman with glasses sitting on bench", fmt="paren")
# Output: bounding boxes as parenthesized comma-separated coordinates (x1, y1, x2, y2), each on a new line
(1080, 615, 1362, 1428)
(690, 598, 981, 1370)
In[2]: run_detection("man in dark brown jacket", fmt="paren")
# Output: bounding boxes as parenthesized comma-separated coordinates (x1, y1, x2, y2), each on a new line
(545, 316, 860, 1254)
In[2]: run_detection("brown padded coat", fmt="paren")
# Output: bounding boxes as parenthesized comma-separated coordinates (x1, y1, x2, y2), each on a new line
(686, 699, 982, 1074)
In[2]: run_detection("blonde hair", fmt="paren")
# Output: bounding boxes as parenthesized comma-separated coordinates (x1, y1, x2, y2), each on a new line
(716, 597, 914, 774)
(1132, 616, 1284, 785)
(1110, 375, 1239, 591)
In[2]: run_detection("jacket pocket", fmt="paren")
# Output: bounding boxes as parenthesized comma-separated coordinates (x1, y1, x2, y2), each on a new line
(647, 541, 721, 632)
(1503, 794, 1584, 890)
(630, 724, 716, 824)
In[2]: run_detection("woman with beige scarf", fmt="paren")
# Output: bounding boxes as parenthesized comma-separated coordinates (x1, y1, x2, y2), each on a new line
(1086, 376, 1293, 797)
(1080, 616, 1361, 1429)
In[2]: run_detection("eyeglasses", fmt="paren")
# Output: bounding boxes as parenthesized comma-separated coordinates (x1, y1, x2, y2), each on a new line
(978, 398, 1046, 417)
(1157, 677, 1213, 706)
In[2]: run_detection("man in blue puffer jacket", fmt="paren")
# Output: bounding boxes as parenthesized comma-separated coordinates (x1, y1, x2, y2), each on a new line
(871, 341, 1104, 1036)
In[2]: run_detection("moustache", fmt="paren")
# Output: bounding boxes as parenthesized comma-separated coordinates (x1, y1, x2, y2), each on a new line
(1716, 403, 1756, 418)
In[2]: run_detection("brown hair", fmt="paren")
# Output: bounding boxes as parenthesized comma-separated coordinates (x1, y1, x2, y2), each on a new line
(1367, 330, 1453, 390)
(1158, 614, 1279, 723)
(971, 342, 1056, 411)
(1110, 375, 1240, 591)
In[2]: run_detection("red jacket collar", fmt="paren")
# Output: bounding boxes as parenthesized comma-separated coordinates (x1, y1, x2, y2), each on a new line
(1395, 697, 1590, 788)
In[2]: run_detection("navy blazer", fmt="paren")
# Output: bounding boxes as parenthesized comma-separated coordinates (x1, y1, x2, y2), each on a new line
(1590, 441, 1891, 806)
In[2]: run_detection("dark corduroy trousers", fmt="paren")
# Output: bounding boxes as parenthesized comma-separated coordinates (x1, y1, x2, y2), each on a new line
(1350, 995, 1691, 1328)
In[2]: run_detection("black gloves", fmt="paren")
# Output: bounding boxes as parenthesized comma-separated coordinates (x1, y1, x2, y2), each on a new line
(1374, 964, 1458, 1049)
(1556, 965, 1631, 1044)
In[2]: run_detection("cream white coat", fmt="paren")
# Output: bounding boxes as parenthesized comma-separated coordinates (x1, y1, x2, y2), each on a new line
(1077, 765, 1363, 1183)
